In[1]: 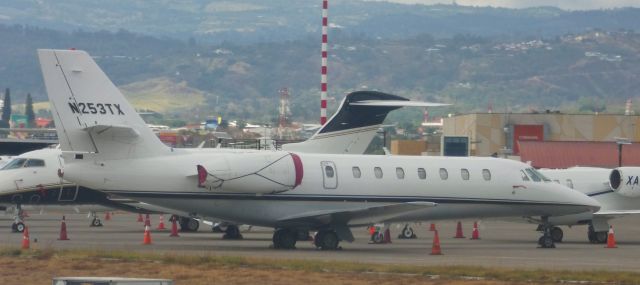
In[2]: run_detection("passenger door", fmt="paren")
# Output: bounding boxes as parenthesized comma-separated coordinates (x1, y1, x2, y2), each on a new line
(321, 161, 338, 189)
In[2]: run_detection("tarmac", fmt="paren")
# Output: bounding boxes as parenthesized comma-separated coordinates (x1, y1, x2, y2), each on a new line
(2, 212, 640, 272)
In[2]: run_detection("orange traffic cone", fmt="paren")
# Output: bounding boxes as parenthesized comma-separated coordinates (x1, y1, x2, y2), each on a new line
(169, 217, 179, 237)
(430, 229, 442, 255)
(142, 225, 152, 245)
(21, 226, 30, 249)
(58, 216, 69, 241)
(429, 223, 436, 231)
(144, 214, 151, 227)
(383, 228, 392, 244)
(454, 221, 465, 238)
(605, 226, 617, 248)
(105, 212, 111, 221)
(156, 214, 166, 230)
(470, 221, 480, 240)
(137, 213, 144, 222)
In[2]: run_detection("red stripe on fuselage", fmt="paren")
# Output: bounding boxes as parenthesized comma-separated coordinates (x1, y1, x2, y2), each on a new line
(290, 153, 304, 188)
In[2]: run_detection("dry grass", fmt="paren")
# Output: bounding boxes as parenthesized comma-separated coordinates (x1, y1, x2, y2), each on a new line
(0, 247, 637, 285)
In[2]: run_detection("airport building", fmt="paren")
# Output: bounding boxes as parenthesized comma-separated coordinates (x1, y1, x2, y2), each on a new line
(441, 112, 640, 168)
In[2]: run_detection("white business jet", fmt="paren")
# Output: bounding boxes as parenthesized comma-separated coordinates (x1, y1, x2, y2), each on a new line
(37, 49, 599, 249)
(533, 167, 640, 243)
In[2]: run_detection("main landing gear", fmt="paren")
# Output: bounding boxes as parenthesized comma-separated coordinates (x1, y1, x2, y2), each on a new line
(222, 225, 243, 240)
(11, 205, 26, 233)
(90, 211, 103, 227)
(537, 217, 556, 248)
(398, 224, 417, 239)
(178, 217, 200, 232)
(588, 224, 608, 244)
(314, 229, 340, 250)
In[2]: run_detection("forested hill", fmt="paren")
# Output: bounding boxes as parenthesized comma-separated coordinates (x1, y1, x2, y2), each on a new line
(1, 24, 639, 123)
(0, 1, 639, 43)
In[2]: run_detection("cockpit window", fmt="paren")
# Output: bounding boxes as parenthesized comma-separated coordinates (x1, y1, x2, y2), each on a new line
(1, 158, 27, 170)
(25, 159, 45, 168)
(525, 168, 542, 182)
(529, 168, 552, 182)
(520, 170, 530, 181)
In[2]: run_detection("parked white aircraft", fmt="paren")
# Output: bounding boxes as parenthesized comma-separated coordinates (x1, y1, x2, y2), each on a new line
(38, 49, 599, 249)
(533, 167, 640, 243)
(0, 148, 189, 232)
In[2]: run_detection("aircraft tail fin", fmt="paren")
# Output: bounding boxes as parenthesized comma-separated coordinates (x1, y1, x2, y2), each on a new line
(38, 49, 169, 160)
(283, 91, 448, 154)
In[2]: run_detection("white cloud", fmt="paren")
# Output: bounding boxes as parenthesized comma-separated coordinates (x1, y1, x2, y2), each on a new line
(366, 0, 640, 10)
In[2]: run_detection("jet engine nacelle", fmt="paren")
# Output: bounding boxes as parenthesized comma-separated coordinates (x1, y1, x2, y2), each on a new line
(197, 152, 303, 194)
(609, 167, 640, 198)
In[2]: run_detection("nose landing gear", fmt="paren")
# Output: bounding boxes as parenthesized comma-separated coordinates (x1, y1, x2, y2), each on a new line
(537, 217, 556, 249)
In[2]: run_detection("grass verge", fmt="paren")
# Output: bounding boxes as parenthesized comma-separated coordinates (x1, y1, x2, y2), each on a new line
(0, 246, 637, 284)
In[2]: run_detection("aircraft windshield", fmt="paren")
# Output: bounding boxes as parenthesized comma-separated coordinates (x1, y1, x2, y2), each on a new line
(529, 168, 552, 182)
(525, 168, 551, 182)
(0, 158, 27, 170)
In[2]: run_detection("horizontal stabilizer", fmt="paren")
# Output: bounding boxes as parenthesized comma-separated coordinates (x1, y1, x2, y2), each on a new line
(350, 101, 450, 107)
(276, 201, 436, 228)
(83, 125, 140, 138)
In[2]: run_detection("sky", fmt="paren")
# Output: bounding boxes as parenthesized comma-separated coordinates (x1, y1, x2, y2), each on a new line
(373, 0, 640, 10)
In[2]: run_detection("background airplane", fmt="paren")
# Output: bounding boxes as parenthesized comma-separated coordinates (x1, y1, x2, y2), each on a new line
(536, 167, 640, 243)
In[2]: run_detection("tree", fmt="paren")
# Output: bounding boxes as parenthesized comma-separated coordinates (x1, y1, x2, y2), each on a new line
(1, 88, 10, 123)
(25, 93, 35, 128)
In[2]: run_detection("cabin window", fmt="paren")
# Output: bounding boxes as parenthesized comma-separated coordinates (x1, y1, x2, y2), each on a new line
(439, 168, 448, 180)
(553, 179, 560, 184)
(525, 168, 542, 182)
(520, 170, 530, 181)
(566, 179, 574, 189)
(374, 167, 383, 179)
(417, 168, 426, 180)
(482, 169, 491, 181)
(352, 167, 361, 178)
(1, 158, 27, 170)
(325, 165, 335, 178)
(25, 159, 45, 168)
(396, 167, 405, 179)
(461, 168, 470, 180)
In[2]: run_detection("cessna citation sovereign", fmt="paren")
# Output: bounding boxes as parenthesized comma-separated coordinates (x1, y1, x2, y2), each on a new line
(532, 167, 640, 243)
(38, 49, 600, 249)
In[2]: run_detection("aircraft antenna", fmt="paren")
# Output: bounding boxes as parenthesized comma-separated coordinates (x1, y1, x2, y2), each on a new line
(320, 0, 329, 125)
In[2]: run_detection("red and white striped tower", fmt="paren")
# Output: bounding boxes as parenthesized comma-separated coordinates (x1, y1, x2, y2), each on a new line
(320, 0, 329, 125)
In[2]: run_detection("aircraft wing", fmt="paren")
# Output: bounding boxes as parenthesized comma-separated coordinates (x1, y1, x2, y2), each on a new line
(276, 202, 436, 228)
(594, 210, 640, 218)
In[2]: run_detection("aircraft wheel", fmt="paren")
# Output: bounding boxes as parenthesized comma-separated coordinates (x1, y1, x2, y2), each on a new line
(550, 227, 563, 243)
(14, 222, 25, 233)
(372, 231, 384, 244)
(91, 218, 103, 227)
(211, 225, 224, 233)
(594, 231, 608, 244)
(179, 217, 199, 232)
(223, 225, 243, 240)
(538, 235, 555, 248)
(273, 229, 296, 249)
(315, 230, 339, 250)
(399, 225, 416, 239)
